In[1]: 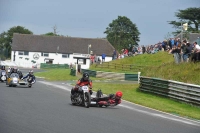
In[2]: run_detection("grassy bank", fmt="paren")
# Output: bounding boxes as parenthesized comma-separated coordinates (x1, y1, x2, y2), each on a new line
(90, 51, 200, 85)
(35, 68, 200, 120)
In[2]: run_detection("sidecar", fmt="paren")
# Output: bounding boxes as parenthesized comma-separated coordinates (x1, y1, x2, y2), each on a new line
(91, 90, 117, 107)
(6, 73, 28, 87)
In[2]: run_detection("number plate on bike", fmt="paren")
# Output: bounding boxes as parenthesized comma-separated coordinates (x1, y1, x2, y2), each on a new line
(82, 86, 88, 91)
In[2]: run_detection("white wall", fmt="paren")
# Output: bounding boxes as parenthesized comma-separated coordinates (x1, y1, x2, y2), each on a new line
(11, 51, 113, 68)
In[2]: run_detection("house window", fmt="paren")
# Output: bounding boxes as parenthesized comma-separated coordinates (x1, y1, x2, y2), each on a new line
(62, 54, 69, 58)
(24, 51, 29, 56)
(41, 52, 49, 57)
(18, 51, 29, 55)
(18, 52, 23, 55)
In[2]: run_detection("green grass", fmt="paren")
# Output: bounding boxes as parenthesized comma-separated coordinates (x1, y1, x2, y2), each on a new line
(35, 69, 106, 81)
(34, 52, 200, 120)
(92, 83, 200, 120)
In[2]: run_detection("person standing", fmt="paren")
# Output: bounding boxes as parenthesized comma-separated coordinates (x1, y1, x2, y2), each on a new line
(181, 40, 187, 62)
(112, 49, 117, 60)
(101, 53, 106, 62)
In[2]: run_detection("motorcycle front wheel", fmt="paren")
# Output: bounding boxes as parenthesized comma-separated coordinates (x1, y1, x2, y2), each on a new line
(84, 92, 91, 108)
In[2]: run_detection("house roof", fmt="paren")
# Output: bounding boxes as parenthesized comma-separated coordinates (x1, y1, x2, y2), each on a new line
(175, 33, 200, 43)
(12, 33, 115, 56)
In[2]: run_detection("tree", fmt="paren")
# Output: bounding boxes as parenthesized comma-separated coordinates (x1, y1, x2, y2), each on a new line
(168, 7, 200, 36)
(104, 16, 140, 51)
(0, 26, 33, 58)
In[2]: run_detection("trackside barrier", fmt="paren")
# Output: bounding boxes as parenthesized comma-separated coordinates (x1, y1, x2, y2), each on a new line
(40, 63, 69, 69)
(81, 69, 139, 81)
(139, 76, 200, 106)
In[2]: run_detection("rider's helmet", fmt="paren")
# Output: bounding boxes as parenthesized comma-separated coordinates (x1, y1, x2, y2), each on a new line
(82, 72, 89, 80)
(13, 68, 18, 73)
(29, 70, 33, 75)
(115, 91, 123, 99)
(1, 65, 5, 70)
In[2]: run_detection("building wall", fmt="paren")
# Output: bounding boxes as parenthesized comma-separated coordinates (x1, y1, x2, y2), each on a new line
(11, 51, 113, 68)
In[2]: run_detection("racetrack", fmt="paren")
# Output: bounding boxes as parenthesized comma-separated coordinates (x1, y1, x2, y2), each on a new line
(0, 69, 199, 133)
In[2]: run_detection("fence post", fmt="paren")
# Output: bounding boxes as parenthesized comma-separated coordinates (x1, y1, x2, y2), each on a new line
(75, 64, 78, 76)
(138, 72, 141, 84)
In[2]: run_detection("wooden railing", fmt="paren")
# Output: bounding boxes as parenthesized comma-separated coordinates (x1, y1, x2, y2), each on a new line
(95, 62, 148, 71)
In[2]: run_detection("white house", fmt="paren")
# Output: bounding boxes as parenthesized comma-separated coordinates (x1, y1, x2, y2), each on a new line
(11, 33, 114, 69)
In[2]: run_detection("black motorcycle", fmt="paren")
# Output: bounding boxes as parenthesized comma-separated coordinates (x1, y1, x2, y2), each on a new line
(71, 85, 91, 108)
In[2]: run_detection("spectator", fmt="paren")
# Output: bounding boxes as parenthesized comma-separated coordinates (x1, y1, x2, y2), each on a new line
(185, 42, 192, 62)
(171, 38, 175, 49)
(90, 54, 95, 64)
(112, 49, 117, 60)
(101, 53, 106, 62)
(191, 42, 200, 62)
(123, 48, 128, 56)
(181, 40, 187, 62)
(162, 40, 166, 51)
(171, 43, 181, 64)
(142, 45, 146, 54)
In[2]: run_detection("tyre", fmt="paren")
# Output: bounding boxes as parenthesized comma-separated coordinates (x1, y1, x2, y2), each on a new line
(71, 97, 76, 105)
(84, 92, 91, 108)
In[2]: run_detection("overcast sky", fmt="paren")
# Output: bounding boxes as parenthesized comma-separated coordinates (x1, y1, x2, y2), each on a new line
(0, 0, 199, 45)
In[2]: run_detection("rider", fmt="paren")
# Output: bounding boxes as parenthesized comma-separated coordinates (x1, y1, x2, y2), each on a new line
(17, 69, 23, 79)
(0, 65, 6, 76)
(113, 91, 123, 105)
(71, 72, 93, 96)
(7, 66, 11, 73)
(97, 91, 123, 106)
(21, 70, 36, 84)
(1, 65, 5, 70)
(8, 67, 18, 78)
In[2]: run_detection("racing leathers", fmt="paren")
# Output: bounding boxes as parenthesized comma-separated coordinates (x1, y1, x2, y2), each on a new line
(22, 73, 36, 84)
(71, 78, 93, 95)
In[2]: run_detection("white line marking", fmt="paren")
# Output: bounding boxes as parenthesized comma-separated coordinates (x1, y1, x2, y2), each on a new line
(38, 81, 200, 127)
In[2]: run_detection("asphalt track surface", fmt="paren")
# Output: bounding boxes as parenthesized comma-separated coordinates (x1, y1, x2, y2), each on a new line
(0, 69, 199, 133)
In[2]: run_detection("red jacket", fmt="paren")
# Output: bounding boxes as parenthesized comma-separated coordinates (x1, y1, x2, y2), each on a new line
(76, 78, 92, 88)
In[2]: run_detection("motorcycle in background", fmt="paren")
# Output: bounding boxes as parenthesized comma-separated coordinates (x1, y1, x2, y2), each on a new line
(0, 70, 7, 82)
(71, 85, 91, 108)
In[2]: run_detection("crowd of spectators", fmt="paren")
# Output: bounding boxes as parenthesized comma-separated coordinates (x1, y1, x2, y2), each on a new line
(88, 37, 200, 64)
(112, 37, 200, 64)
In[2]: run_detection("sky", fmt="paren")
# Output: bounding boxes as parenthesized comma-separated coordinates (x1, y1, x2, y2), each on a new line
(0, 0, 199, 46)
